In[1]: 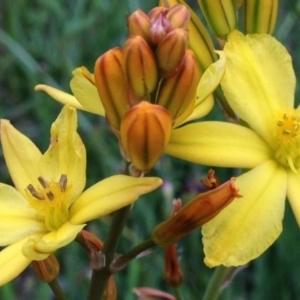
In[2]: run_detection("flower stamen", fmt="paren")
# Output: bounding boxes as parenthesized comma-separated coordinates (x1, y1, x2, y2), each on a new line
(27, 184, 45, 200)
(275, 112, 300, 173)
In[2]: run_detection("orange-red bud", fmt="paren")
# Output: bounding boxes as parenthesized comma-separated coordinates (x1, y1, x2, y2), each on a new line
(156, 28, 189, 77)
(104, 276, 117, 300)
(127, 10, 152, 45)
(94, 48, 128, 130)
(156, 49, 200, 120)
(120, 101, 172, 172)
(123, 36, 158, 98)
(32, 254, 60, 283)
(166, 4, 190, 29)
(151, 178, 241, 246)
(164, 245, 184, 287)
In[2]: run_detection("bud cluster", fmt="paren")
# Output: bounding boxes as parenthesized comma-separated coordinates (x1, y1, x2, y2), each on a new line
(94, 5, 200, 172)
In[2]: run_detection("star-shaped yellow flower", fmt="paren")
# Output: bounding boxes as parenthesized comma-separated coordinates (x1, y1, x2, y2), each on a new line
(0, 105, 162, 285)
(165, 30, 299, 266)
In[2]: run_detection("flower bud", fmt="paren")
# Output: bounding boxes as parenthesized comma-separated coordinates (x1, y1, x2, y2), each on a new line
(156, 28, 189, 77)
(104, 276, 117, 300)
(94, 48, 128, 130)
(149, 9, 173, 45)
(148, 6, 168, 21)
(197, 0, 237, 37)
(244, 0, 278, 34)
(127, 10, 152, 44)
(133, 287, 175, 300)
(120, 101, 173, 172)
(164, 245, 184, 287)
(123, 36, 158, 98)
(32, 254, 60, 283)
(157, 50, 200, 120)
(166, 4, 190, 29)
(151, 178, 241, 247)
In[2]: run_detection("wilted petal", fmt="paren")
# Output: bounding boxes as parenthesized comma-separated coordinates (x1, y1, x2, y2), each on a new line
(152, 178, 240, 246)
(167, 122, 272, 168)
(0, 184, 46, 246)
(202, 160, 287, 267)
(70, 175, 162, 224)
(0, 238, 32, 286)
(221, 31, 295, 144)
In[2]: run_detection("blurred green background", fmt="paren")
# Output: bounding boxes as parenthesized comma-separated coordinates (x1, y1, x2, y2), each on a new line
(1, 0, 300, 299)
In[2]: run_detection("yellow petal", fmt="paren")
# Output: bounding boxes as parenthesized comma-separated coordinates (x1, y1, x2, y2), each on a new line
(22, 222, 84, 261)
(221, 31, 296, 144)
(35, 84, 85, 110)
(0, 120, 42, 196)
(70, 175, 163, 224)
(202, 160, 287, 267)
(0, 238, 31, 286)
(194, 51, 225, 107)
(40, 106, 86, 203)
(181, 94, 214, 125)
(287, 171, 300, 226)
(70, 67, 105, 116)
(166, 122, 272, 168)
(0, 184, 46, 246)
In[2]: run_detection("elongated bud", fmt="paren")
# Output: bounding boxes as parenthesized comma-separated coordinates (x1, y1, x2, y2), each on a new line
(120, 101, 172, 172)
(197, 0, 237, 37)
(157, 50, 200, 120)
(127, 10, 152, 44)
(160, 0, 217, 74)
(156, 28, 189, 77)
(104, 276, 117, 300)
(166, 4, 190, 29)
(164, 199, 184, 287)
(244, 0, 278, 34)
(164, 245, 184, 287)
(32, 254, 60, 283)
(151, 178, 241, 247)
(94, 48, 128, 130)
(123, 36, 158, 98)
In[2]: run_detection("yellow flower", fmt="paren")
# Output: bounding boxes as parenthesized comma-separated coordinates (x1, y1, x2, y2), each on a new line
(165, 30, 299, 266)
(0, 105, 162, 285)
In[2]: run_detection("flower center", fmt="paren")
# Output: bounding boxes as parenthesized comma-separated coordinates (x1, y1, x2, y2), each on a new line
(275, 112, 300, 173)
(26, 174, 71, 231)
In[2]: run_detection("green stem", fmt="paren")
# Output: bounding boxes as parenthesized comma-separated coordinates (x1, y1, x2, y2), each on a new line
(87, 205, 132, 300)
(202, 266, 233, 300)
(111, 238, 156, 272)
(48, 278, 68, 300)
(172, 287, 184, 300)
